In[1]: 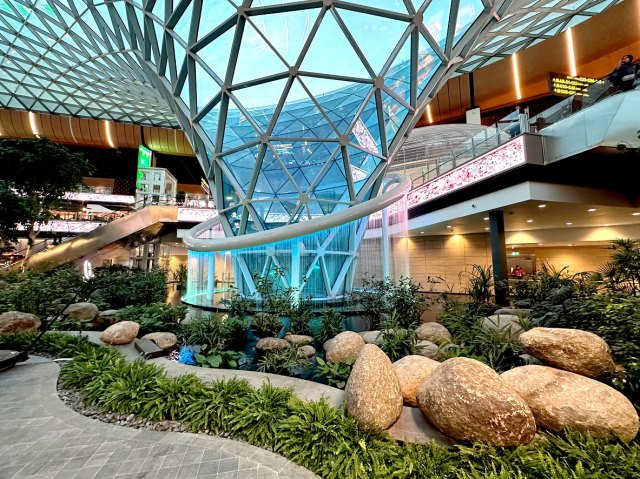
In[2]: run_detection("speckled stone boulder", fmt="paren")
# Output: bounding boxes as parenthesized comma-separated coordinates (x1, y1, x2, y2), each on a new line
(393, 355, 440, 407)
(344, 344, 403, 432)
(284, 334, 314, 347)
(325, 331, 365, 363)
(100, 321, 139, 345)
(417, 357, 536, 446)
(358, 331, 383, 345)
(0, 311, 40, 334)
(256, 337, 290, 351)
(415, 323, 452, 344)
(482, 314, 524, 340)
(519, 327, 616, 378)
(416, 340, 439, 359)
(63, 302, 99, 321)
(494, 308, 531, 318)
(297, 345, 316, 358)
(502, 365, 639, 442)
(141, 332, 177, 350)
(94, 309, 119, 328)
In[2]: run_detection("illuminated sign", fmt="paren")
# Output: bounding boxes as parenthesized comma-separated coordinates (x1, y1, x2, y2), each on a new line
(137, 145, 152, 168)
(548, 72, 604, 97)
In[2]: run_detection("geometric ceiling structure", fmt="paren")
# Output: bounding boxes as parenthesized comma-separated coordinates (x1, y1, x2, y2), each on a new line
(0, 0, 620, 299)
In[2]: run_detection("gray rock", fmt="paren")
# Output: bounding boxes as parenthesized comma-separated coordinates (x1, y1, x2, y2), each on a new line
(141, 332, 177, 350)
(284, 334, 314, 347)
(416, 340, 438, 359)
(297, 345, 316, 358)
(63, 302, 98, 321)
(358, 330, 383, 345)
(255, 337, 290, 351)
(415, 323, 452, 344)
(482, 314, 525, 340)
(494, 308, 531, 318)
(0, 311, 40, 334)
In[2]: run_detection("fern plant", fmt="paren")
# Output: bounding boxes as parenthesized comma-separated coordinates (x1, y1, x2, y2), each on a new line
(314, 357, 354, 389)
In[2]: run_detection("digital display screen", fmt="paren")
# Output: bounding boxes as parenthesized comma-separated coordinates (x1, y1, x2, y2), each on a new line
(548, 72, 604, 97)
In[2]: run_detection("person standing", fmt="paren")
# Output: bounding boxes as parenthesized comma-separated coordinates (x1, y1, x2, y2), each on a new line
(609, 54, 637, 92)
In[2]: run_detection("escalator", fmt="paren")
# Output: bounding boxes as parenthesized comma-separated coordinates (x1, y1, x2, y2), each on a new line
(23, 205, 179, 271)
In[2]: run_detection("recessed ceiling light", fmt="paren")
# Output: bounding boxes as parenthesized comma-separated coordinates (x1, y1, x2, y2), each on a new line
(446, 225, 452, 228)
(587, 208, 597, 212)
(484, 227, 489, 231)
(568, 243, 573, 246)
(483, 217, 489, 220)
(538, 204, 547, 208)
(632, 212, 640, 216)
(566, 222, 573, 225)
(526, 219, 533, 223)
(420, 231, 424, 234)
(538, 243, 544, 246)
(604, 224, 610, 227)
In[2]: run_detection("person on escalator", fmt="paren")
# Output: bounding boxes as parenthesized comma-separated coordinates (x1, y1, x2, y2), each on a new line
(609, 54, 637, 92)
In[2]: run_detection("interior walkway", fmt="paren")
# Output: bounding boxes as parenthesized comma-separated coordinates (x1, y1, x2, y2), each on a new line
(0, 357, 318, 479)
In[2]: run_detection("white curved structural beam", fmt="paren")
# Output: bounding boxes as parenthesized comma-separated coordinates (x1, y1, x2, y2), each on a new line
(184, 175, 411, 252)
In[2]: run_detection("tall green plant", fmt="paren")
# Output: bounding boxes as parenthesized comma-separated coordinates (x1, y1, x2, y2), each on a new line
(600, 239, 640, 294)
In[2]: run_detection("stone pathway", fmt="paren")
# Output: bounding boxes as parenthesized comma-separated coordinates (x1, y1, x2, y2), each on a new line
(0, 357, 318, 479)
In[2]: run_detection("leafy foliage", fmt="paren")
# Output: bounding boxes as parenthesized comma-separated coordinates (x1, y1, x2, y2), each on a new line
(314, 308, 345, 346)
(251, 312, 283, 338)
(221, 292, 254, 319)
(379, 310, 418, 362)
(89, 266, 168, 309)
(599, 239, 640, 294)
(314, 357, 354, 389)
(287, 297, 313, 336)
(0, 331, 96, 357)
(195, 349, 244, 368)
(177, 313, 233, 351)
(117, 303, 186, 335)
(256, 347, 309, 375)
(463, 264, 494, 305)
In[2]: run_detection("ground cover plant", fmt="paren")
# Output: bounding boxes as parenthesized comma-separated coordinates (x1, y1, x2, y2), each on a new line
(53, 346, 640, 479)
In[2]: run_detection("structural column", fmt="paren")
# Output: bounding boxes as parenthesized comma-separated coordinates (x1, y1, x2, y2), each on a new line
(489, 210, 509, 306)
(206, 252, 215, 303)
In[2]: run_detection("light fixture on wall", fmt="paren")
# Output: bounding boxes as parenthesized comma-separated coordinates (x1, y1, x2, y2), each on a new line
(587, 208, 597, 212)
(526, 219, 533, 223)
(538, 204, 546, 208)
(566, 222, 573, 225)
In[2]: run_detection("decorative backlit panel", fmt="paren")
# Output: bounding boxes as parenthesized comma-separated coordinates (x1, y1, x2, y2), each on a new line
(407, 136, 525, 207)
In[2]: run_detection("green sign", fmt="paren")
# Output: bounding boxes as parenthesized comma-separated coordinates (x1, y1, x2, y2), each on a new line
(137, 145, 152, 168)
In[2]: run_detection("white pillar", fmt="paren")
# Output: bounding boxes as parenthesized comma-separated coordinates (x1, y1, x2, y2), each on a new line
(381, 207, 390, 280)
(206, 252, 215, 303)
(291, 241, 301, 304)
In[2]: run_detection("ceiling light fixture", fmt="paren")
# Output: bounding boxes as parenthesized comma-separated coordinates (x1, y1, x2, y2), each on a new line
(632, 212, 640, 216)
(538, 204, 546, 208)
(587, 208, 597, 212)
(526, 219, 533, 223)
(566, 222, 573, 225)
(446, 225, 452, 228)
(484, 227, 489, 231)
(483, 217, 489, 220)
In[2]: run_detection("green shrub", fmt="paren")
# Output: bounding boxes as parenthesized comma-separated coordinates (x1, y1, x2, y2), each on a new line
(379, 310, 418, 362)
(228, 383, 293, 448)
(251, 312, 283, 338)
(177, 313, 232, 350)
(0, 331, 96, 357)
(287, 298, 313, 336)
(140, 373, 206, 421)
(314, 357, 353, 389)
(59, 347, 124, 390)
(118, 303, 186, 335)
(257, 348, 309, 375)
(221, 292, 254, 319)
(98, 359, 166, 414)
(314, 308, 345, 346)
(387, 277, 425, 328)
(89, 266, 167, 309)
(195, 349, 244, 368)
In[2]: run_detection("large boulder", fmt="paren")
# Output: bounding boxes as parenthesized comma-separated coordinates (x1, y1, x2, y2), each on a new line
(284, 334, 313, 347)
(256, 337, 290, 351)
(393, 355, 440, 407)
(494, 308, 531, 318)
(0, 311, 40, 334)
(358, 330, 383, 345)
(415, 323, 452, 344)
(416, 340, 439, 359)
(100, 321, 139, 345)
(141, 332, 177, 350)
(344, 344, 403, 432)
(416, 357, 536, 446)
(93, 309, 119, 329)
(502, 365, 639, 442)
(325, 331, 365, 363)
(297, 345, 316, 359)
(482, 314, 524, 340)
(519, 327, 616, 378)
(63, 302, 99, 321)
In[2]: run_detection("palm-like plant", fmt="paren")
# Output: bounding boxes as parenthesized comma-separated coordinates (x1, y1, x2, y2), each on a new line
(599, 239, 640, 295)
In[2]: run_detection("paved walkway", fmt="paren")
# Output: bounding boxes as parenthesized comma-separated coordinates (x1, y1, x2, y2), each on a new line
(0, 357, 318, 479)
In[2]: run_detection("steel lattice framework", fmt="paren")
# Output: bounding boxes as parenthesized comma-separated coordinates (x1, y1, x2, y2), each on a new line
(0, 0, 621, 299)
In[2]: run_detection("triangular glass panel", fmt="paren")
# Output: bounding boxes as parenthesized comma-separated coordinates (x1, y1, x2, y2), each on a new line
(223, 97, 260, 150)
(232, 20, 288, 84)
(260, 146, 301, 197)
(249, 8, 321, 67)
(221, 173, 240, 209)
(348, 92, 382, 154)
(225, 205, 244, 235)
(336, 8, 409, 75)
(314, 154, 348, 195)
(195, 61, 220, 112)
(417, 32, 438, 96)
(231, 77, 288, 133)
(342, 0, 409, 14)
(381, 90, 408, 148)
(300, 12, 370, 79)
(173, 1, 193, 43)
(423, 0, 452, 49)
(384, 35, 411, 107)
(199, 99, 221, 145)
(197, 25, 236, 82)
(272, 140, 338, 188)
(198, 1, 237, 41)
(454, 0, 483, 43)
(221, 144, 260, 192)
(272, 78, 337, 138)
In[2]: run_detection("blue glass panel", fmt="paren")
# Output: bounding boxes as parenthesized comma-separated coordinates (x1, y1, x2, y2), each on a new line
(271, 140, 338, 191)
(337, 8, 409, 75)
(417, 32, 438, 95)
(384, 35, 411, 106)
(198, 0, 237, 41)
(233, 20, 288, 84)
(249, 8, 321, 67)
(381, 90, 408, 147)
(197, 26, 236, 81)
(222, 173, 240, 209)
(200, 100, 222, 145)
(259, 146, 301, 197)
(173, 2, 193, 42)
(221, 144, 260, 191)
(423, 0, 451, 47)
(231, 77, 288, 133)
(350, 92, 382, 155)
(454, 0, 483, 43)
(341, 0, 409, 13)
(225, 205, 244, 235)
(223, 97, 260, 150)
(195, 61, 220, 111)
(300, 12, 370, 80)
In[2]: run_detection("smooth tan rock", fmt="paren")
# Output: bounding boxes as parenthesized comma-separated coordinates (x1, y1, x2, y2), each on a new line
(255, 337, 290, 351)
(297, 345, 316, 358)
(141, 332, 177, 350)
(416, 340, 439, 359)
(416, 357, 536, 446)
(393, 355, 440, 407)
(494, 308, 531, 318)
(415, 323, 452, 344)
(0, 311, 40, 334)
(502, 365, 639, 442)
(100, 321, 139, 345)
(358, 330, 383, 345)
(519, 327, 616, 378)
(325, 331, 365, 363)
(344, 344, 403, 432)
(63, 302, 98, 321)
(284, 334, 313, 347)
(482, 314, 524, 340)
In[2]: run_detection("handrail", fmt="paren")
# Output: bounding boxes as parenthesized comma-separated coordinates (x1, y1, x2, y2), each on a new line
(183, 174, 411, 252)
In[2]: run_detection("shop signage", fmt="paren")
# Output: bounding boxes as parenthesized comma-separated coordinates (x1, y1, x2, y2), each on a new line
(548, 72, 604, 97)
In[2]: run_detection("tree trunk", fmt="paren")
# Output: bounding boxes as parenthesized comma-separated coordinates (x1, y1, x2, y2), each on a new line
(20, 227, 38, 272)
